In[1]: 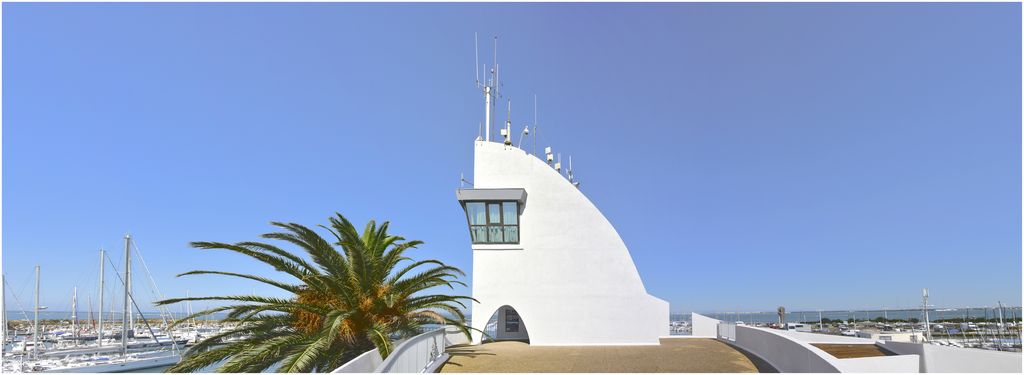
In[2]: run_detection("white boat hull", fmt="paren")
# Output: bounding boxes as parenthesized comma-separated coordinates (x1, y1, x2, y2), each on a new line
(34, 353, 180, 373)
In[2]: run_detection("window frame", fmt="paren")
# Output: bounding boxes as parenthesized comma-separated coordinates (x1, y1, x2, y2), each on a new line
(463, 200, 520, 244)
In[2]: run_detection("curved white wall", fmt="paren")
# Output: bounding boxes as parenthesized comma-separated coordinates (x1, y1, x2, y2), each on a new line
(732, 325, 920, 373)
(691, 313, 721, 338)
(878, 341, 1023, 373)
(468, 141, 668, 345)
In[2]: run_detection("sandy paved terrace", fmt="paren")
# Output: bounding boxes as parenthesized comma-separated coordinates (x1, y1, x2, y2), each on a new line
(439, 338, 775, 373)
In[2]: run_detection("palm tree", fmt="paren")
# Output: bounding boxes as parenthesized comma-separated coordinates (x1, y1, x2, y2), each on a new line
(156, 213, 474, 373)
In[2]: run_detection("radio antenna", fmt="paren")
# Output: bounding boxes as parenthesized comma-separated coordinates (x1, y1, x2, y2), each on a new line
(568, 155, 574, 182)
(503, 99, 512, 145)
(518, 124, 529, 151)
(480, 36, 500, 142)
(493, 36, 499, 97)
(533, 94, 538, 157)
(474, 33, 480, 87)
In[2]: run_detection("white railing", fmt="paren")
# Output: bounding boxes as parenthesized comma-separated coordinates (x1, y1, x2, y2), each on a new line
(331, 326, 469, 373)
(374, 326, 453, 373)
(331, 348, 383, 373)
(718, 322, 736, 341)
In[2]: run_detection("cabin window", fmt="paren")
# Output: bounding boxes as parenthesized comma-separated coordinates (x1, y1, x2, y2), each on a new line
(464, 201, 519, 244)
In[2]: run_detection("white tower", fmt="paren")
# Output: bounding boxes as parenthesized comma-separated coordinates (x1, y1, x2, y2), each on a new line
(458, 39, 666, 345)
(456, 141, 668, 345)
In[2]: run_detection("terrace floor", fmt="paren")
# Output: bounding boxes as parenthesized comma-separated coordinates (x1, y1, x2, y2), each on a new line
(810, 344, 895, 359)
(439, 338, 776, 373)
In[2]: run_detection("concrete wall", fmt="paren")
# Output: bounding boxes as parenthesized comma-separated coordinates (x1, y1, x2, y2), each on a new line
(691, 313, 720, 338)
(469, 141, 668, 345)
(730, 326, 922, 373)
(879, 341, 1023, 373)
(832, 354, 920, 373)
(734, 325, 841, 373)
(856, 331, 927, 343)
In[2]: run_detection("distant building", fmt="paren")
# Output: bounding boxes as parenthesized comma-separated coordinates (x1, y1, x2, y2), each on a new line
(786, 322, 813, 332)
(856, 330, 928, 343)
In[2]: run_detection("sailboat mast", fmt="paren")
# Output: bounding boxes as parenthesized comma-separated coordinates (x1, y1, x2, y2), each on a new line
(98, 249, 104, 347)
(122, 234, 131, 355)
(127, 240, 133, 336)
(72, 286, 78, 344)
(1, 274, 6, 346)
(187, 290, 194, 327)
(33, 265, 40, 358)
(87, 296, 93, 331)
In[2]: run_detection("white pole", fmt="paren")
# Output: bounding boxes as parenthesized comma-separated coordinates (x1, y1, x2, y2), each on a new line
(923, 288, 931, 342)
(505, 100, 512, 145)
(484, 85, 492, 142)
(997, 301, 1005, 346)
(474, 33, 480, 85)
(98, 249, 104, 347)
(127, 242, 133, 337)
(122, 234, 130, 354)
(72, 286, 78, 345)
(33, 265, 40, 358)
(1, 274, 5, 346)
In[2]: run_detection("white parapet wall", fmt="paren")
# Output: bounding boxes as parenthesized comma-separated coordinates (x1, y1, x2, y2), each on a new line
(691, 313, 721, 338)
(333, 326, 472, 373)
(878, 340, 1023, 373)
(330, 349, 382, 373)
(733, 325, 844, 372)
(728, 325, 920, 373)
(831, 354, 921, 373)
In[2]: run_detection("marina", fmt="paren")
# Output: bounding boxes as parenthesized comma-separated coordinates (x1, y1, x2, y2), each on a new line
(4, 3, 1022, 374)
(2, 236, 189, 372)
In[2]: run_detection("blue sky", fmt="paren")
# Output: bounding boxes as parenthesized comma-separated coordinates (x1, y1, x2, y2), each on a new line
(3, 3, 1020, 314)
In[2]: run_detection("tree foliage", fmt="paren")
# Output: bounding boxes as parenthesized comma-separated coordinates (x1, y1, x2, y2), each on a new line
(157, 213, 474, 373)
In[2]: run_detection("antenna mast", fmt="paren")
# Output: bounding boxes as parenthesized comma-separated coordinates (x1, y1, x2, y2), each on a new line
(476, 33, 492, 142)
(533, 95, 538, 156)
(503, 99, 512, 145)
(475, 35, 502, 143)
(568, 155, 580, 188)
(492, 37, 499, 141)
(474, 33, 480, 87)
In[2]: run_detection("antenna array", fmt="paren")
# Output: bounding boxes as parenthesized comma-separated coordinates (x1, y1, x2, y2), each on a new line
(472, 35, 580, 189)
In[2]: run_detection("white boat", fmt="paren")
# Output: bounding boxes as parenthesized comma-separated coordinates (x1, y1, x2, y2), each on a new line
(3, 235, 183, 373)
(5, 351, 181, 373)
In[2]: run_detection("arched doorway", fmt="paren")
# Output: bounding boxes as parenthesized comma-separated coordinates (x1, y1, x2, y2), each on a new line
(483, 305, 529, 343)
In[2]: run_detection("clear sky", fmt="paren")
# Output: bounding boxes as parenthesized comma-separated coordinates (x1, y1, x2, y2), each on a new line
(3, 3, 1021, 314)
